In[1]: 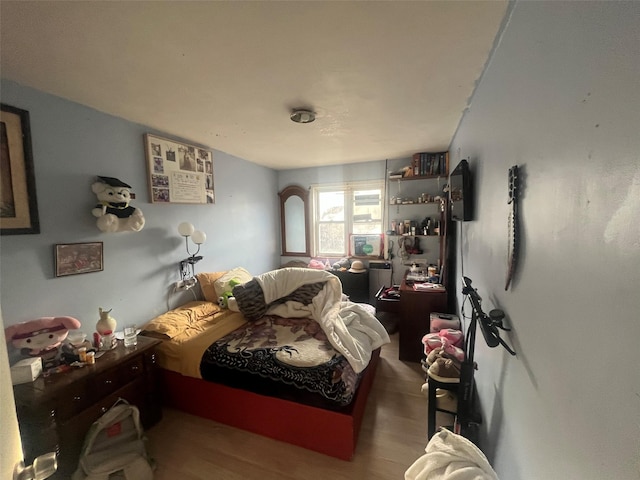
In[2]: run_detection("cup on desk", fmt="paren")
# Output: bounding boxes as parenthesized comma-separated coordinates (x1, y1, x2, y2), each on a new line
(123, 324, 138, 347)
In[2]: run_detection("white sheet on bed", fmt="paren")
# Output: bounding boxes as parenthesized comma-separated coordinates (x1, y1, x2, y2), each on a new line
(255, 267, 390, 373)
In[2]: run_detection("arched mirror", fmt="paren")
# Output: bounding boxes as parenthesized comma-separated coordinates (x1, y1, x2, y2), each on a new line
(279, 185, 310, 256)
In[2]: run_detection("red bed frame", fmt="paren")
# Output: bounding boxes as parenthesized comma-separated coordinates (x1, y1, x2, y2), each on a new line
(160, 348, 380, 460)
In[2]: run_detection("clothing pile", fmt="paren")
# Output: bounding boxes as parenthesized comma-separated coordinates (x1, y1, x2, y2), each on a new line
(405, 428, 498, 480)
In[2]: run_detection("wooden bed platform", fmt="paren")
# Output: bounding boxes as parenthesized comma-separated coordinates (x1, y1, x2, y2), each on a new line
(160, 348, 381, 461)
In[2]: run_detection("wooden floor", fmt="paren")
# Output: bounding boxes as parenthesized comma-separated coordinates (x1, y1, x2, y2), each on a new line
(145, 332, 429, 479)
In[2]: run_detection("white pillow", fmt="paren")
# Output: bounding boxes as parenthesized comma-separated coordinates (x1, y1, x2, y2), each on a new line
(214, 267, 253, 298)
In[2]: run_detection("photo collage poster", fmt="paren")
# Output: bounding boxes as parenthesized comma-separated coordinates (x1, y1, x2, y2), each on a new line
(145, 134, 214, 204)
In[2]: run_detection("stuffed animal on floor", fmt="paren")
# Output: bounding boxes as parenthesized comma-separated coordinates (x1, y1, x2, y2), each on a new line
(5, 316, 82, 369)
(218, 278, 240, 312)
(91, 176, 145, 233)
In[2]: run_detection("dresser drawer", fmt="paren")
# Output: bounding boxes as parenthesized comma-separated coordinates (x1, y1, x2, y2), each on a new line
(121, 354, 145, 382)
(55, 381, 94, 421)
(90, 354, 145, 399)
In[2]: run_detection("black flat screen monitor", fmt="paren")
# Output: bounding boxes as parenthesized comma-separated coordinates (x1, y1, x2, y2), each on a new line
(449, 159, 473, 221)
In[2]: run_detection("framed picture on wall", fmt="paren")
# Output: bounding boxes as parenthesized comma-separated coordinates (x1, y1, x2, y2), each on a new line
(349, 234, 383, 258)
(0, 104, 40, 235)
(144, 133, 214, 204)
(55, 242, 104, 277)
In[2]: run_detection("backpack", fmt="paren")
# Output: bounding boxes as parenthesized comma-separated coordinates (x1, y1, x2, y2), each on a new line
(72, 399, 155, 480)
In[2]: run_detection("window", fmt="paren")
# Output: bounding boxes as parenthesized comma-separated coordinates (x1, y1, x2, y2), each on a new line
(311, 181, 384, 257)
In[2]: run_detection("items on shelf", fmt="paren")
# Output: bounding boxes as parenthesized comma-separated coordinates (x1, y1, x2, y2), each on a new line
(412, 152, 449, 177)
(388, 151, 449, 179)
(390, 193, 442, 205)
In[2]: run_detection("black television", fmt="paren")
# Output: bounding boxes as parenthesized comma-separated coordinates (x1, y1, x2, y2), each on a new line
(449, 159, 473, 221)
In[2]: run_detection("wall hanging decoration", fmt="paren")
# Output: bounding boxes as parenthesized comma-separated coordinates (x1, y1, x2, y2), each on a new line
(504, 165, 520, 290)
(91, 176, 145, 232)
(55, 242, 103, 277)
(144, 133, 214, 204)
(0, 103, 40, 235)
(505, 165, 520, 291)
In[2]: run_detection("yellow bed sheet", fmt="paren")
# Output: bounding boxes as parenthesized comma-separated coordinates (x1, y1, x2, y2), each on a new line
(143, 301, 247, 379)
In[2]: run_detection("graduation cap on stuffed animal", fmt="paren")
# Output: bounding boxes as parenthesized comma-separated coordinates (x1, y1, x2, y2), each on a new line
(96, 176, 132, 189)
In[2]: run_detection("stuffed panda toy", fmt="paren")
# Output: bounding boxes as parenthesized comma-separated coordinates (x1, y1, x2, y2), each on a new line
(91, 176, 145, 233)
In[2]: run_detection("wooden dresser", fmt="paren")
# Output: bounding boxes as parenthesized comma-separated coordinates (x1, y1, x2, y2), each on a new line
(399, 277, 448, 362)
(12, 335, 162, 478)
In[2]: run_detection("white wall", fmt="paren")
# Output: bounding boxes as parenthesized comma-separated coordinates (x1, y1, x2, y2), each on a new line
(450, 2, 640, 479)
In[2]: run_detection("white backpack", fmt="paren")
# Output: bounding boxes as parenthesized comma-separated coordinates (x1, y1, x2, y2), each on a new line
(72, 399, 154, 480)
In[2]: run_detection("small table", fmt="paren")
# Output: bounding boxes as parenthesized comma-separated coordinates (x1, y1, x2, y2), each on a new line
(398, 276, 447, 362)
(330, 269, 370, 303)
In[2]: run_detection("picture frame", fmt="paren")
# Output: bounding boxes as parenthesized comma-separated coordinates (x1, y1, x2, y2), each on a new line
(55, 242, 104, 277)
(144, 133, 214, 204)
(349, 234, 383, 258)
(1, 104, 40, 235)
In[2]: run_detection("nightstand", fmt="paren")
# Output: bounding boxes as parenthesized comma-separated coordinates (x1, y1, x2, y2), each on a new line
(399, 276, 448, 362)
(12, 335, 162, 478)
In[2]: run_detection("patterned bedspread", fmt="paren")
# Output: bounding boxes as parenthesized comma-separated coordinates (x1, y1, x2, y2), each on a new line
(200, 314, 362, 406)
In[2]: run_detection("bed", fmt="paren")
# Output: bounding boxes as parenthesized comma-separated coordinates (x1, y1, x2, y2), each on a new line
(142, 267, 390, 460)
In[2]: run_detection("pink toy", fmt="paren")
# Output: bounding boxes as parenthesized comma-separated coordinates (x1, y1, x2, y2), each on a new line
(5, 316, 82, 367)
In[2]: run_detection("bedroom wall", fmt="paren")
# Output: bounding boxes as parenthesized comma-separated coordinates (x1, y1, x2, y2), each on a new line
(448, 2, 639, 479)
(278, 160, 387, 190)
(0, 80, 280, 339)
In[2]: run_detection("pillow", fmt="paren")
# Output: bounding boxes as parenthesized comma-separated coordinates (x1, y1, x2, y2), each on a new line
(213, 267, 253, 299)
(196, 272, 227, 303)
(231, 278, 267, 321)
(142, 300, 221, 338)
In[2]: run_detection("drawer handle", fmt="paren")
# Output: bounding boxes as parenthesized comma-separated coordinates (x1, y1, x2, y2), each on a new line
(100, 406, 108, 414)
(150, 353, 157, 363)
(130, 365, 139, 372)
(104, 379, 112, 385)
(73, 395, 82, 402)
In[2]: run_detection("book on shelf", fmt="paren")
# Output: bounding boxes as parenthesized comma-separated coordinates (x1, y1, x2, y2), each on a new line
(411, 151, 448, 177)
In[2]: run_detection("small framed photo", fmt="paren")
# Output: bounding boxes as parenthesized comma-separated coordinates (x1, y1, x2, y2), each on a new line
(55, 242, 104, 277)
(349, 234, 383, 258)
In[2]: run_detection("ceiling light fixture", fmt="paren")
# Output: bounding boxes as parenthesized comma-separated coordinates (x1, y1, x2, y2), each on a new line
(290, 109, 316, 124)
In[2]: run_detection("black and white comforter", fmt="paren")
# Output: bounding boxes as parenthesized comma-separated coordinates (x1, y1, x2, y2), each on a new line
(229, 267, 390, 374)
(200, 314, 362, 406)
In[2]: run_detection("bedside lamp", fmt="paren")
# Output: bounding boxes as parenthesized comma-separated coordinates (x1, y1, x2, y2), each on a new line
(178, 222, 207, 285)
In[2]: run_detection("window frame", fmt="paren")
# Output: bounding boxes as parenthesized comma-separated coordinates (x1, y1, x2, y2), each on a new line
(310, 180, 385, 257)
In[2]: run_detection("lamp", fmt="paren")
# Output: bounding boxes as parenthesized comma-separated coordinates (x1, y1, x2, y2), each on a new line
(178, 222, 207, 285)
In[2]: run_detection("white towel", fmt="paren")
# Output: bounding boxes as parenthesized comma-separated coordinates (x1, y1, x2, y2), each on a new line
(405, 429, 499, 480)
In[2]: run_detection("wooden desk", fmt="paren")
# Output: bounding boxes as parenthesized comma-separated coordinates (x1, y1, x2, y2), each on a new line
(398, 279, 447, 362)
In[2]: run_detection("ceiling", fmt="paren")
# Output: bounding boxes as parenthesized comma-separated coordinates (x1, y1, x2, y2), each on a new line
(0, 1, 508, 170)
